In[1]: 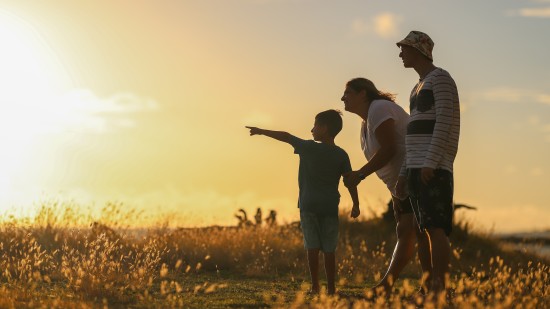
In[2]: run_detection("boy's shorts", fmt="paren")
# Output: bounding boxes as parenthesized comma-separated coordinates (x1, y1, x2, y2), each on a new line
(300, 211, 339, 253)
(407, 168, 454, 236)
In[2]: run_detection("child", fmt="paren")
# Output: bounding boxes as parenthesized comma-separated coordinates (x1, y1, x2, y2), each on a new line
(246, 109, 360, 295)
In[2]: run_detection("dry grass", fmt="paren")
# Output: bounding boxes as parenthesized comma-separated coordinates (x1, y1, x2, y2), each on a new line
(0, 201, 547, 308)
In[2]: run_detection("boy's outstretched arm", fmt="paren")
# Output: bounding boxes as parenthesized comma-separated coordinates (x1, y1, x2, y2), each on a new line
(348, 185, 360, 218)
(246, 126, 295, 144)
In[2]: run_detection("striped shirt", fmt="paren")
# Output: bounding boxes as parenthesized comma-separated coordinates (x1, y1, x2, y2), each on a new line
(400, 68, 460, 175)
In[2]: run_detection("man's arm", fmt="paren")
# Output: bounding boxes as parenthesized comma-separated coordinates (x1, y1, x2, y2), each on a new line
(421, 73, 456, 184)
(343, 119, 397, 187)
(246, 126, 295, 144)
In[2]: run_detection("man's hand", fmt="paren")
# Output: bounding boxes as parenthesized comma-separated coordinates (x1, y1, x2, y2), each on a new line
(245, 126, 263, 136)
(343, 171, 363, 188)
(420, 167, 435, 185)
(395, 175, 408, 199)
(350, 204, 360, 219)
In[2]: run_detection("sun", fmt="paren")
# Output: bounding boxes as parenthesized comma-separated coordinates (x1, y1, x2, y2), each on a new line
(0, 10, 72, 208)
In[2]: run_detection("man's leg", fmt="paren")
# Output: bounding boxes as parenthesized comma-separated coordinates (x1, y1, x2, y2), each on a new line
(420, 170, 454, 294)
(307, 249, 320, 293)
(416, 226, 433, 293)
(426, 227, 450, 293)
(323, 252, 336, 295)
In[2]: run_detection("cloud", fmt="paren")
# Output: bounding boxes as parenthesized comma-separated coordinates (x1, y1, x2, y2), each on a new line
(479, 87, 527, 103)
(50, 89, 159, 133)
(0, 88, 159, 153)
(507, 3, 550, 18)
(504, 165, 518, 174)
(536, 94, 550, 105)
(477, 88, 550, 143)
(373, 12, 402, 39)
(519, 7, 550, 17)
(350, 12, 403, 39)
(526, 117, 550, 143)
(530, 167, 544, 176)
(478, 87, 550, 105)
(540, 124, 550, 143)
(528, 115, 541, 126)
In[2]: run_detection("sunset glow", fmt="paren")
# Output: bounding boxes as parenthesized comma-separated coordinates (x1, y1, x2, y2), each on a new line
(0, 1, 548, 232)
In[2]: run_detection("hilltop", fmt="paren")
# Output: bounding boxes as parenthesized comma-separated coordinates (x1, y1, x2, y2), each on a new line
(0, 204, 547, 308)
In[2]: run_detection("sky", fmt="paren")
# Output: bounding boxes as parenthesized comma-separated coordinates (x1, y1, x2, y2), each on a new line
(0, 0, 548, 232)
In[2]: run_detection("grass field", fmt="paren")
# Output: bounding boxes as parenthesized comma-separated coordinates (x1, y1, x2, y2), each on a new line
(0, 202, 548, 308)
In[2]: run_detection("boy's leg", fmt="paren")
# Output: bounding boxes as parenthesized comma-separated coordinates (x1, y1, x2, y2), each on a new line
(307, 249, 320, 293)
(323, 252, 336, 295)
(300, 211, 322, 293)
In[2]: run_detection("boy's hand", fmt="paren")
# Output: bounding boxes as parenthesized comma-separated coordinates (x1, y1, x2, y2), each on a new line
(350, 204, 360, 219)
(343, 171, 362, 188)
(245, 126, 263, 136)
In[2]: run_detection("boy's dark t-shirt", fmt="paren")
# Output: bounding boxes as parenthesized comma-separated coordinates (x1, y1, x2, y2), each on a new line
(290, 137, 352, 216)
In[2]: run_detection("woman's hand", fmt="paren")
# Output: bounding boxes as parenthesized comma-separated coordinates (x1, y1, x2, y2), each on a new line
(343, 171, 363, 188)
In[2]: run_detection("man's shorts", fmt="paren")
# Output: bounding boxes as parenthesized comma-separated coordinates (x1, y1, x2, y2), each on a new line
(407, 168, 454, 236)
(300, 211, 339, 253)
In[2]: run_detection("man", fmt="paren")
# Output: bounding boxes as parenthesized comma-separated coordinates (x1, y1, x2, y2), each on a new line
(395, 30, 460, 294)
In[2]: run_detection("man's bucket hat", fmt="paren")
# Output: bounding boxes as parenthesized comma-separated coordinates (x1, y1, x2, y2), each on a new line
(396, 31, 434, 61)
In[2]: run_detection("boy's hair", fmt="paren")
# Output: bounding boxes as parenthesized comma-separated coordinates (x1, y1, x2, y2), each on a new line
(315, 109, 343, 137)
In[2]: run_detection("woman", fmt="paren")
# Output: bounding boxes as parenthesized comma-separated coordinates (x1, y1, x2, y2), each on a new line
(341, 78, 429, 294)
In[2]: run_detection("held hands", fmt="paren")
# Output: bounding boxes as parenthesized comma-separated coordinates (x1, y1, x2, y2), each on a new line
(343, 171, 363, 188)
(245, 126, 263, 136)
(350, 204, 360, 219)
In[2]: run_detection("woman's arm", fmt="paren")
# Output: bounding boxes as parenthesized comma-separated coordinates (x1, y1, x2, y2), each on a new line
(344, 119, 397, 187)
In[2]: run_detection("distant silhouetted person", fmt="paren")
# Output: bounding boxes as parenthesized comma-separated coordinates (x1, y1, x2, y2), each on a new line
(254, 208, 262, 226)
(394, 31, 460, 295)
(235, 209, 253, 228)
(246, 109, 360, 295)
(265, 210, 277, 227)
(341, 77, 428, 295)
